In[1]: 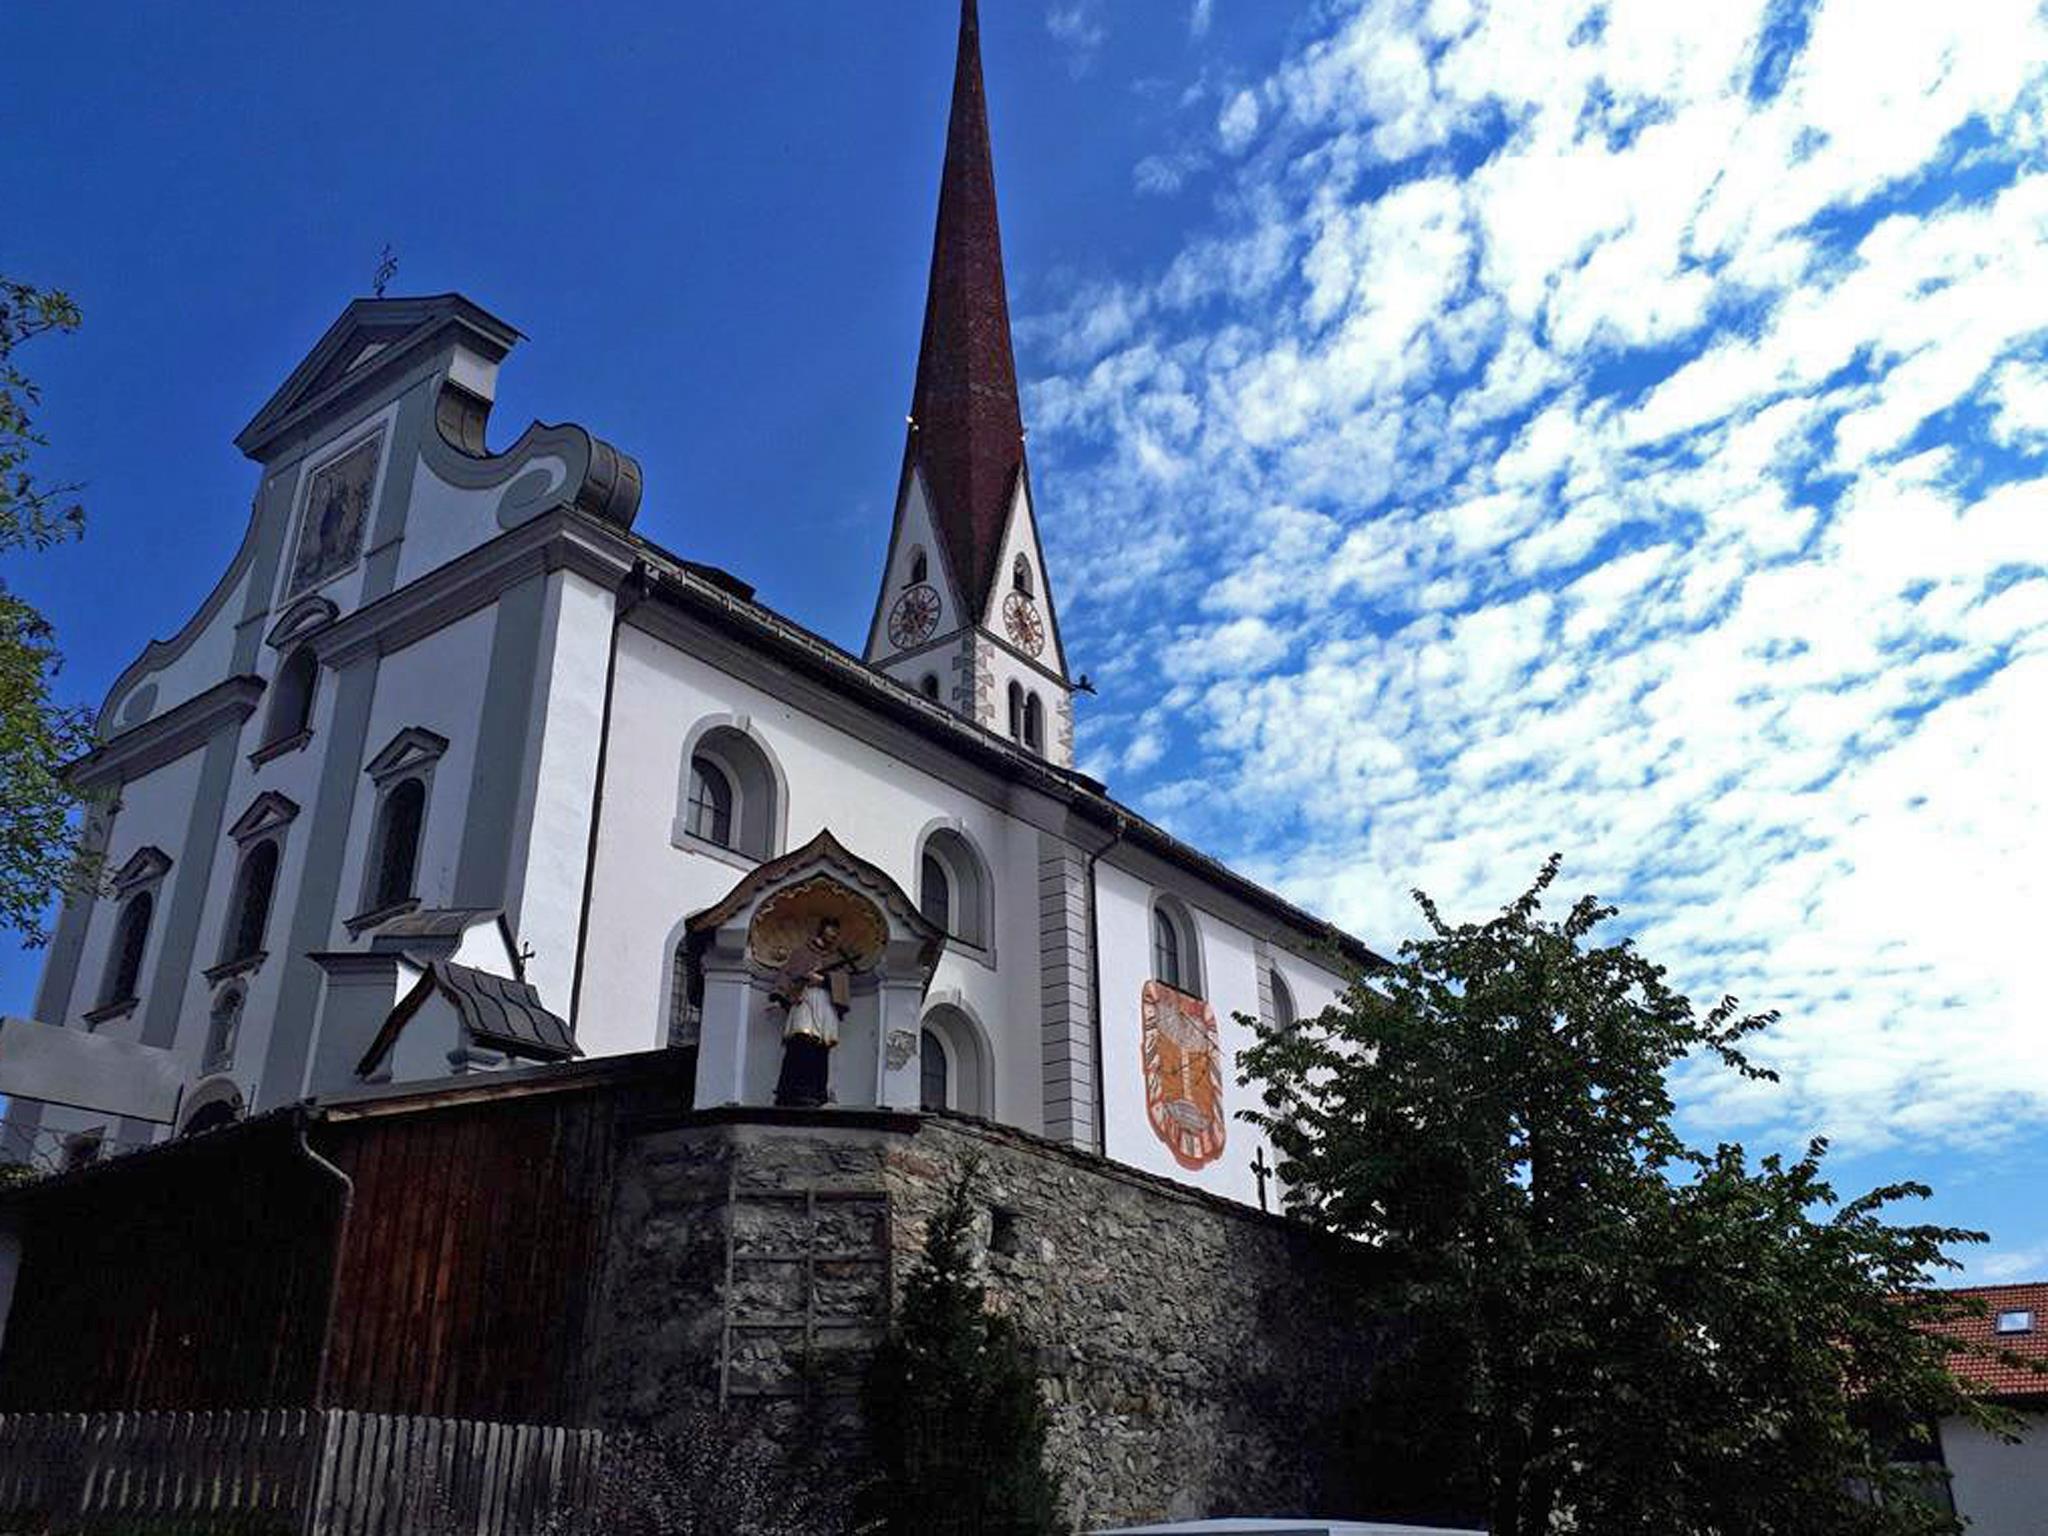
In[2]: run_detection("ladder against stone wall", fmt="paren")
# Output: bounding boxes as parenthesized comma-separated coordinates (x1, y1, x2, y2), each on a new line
(0, 1409, 601, 1534)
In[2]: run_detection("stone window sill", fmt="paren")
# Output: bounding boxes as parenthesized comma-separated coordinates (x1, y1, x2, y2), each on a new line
(941, 937, 997, 971)
(204, 951, 267, 986)
(669, 826, 762, 874)
(344, 896, 421, 938)
(249, 729, 313, 768)
(82, 997, 139, 1028)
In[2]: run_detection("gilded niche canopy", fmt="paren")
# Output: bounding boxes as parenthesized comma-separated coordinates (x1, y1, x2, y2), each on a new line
(745, 877, 889, 975)
(288, 430, 382, 596)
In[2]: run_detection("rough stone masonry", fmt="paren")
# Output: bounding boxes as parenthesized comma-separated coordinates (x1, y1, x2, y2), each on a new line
(592, 1109, 1388, 1531)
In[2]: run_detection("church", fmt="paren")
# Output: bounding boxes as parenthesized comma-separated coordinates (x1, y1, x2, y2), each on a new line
(0, 0, 1373, 1216)
(0, 10, 1420, 1528)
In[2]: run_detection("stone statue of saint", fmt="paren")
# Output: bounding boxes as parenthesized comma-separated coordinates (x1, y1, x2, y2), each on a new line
(771, 916, 853, 1108)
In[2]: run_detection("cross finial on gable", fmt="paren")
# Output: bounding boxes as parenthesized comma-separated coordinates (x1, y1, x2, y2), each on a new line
(372, 244, 398, 299)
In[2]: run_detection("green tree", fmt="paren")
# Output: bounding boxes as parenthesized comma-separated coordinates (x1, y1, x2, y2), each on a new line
(0, 278, 97, 944)
(1240, 855, 2010, 1536)
(859, 1161, 1064, 1536)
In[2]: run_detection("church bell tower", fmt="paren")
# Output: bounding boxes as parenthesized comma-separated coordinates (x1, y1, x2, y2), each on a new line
(864, 0, 1074, 767)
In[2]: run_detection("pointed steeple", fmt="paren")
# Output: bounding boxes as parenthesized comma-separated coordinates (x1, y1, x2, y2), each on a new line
(908, 0, 1027, 618)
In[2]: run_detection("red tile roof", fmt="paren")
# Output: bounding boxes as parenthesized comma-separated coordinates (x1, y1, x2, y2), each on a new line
(1936, 1284, 2048, 1400)
(906, 0, 1028, 620)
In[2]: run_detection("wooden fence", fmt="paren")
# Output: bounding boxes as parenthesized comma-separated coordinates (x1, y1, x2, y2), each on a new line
(0, 1410, 602, 1534)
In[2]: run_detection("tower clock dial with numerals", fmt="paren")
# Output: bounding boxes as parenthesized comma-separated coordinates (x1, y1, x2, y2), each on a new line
(1002, 591, 1045, 656)
(888, 583, 942, 649)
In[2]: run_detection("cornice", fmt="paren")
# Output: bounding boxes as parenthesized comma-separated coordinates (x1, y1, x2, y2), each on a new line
(316, 508, 636, 667)
(70, 676, 266, 793)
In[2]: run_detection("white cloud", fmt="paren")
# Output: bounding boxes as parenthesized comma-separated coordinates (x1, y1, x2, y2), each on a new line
(1045, 3, 1107, 77)
(1031, 0, 2048, 1160)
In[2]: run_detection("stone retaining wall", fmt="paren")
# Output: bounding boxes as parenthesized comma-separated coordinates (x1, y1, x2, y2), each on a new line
(592, 1110, 1386, 1531)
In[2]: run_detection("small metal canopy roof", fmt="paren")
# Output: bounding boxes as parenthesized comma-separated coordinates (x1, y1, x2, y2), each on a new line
(355, 960, 576, 1078)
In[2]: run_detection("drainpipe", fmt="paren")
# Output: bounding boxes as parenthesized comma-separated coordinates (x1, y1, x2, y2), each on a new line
(294, 1110, 354, 1407)
(569, 562, 647, 1035)
(1082, 812, 1127, 1157)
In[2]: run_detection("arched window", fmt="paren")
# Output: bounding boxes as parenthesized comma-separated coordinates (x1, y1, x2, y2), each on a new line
(686, 756, 734, 847)
(920, 1028, 949, 1111)
(1022, 692, 1045, 753)
(1153, 906, 1185, 992)
(920, 853, 951, 932)
(1270, 966, 1297, 1029)
(1007, 681, 1024, 740)
(908, 547, 929, 586)
(184, 1099, 242, 1136)
(921, 1003, 990, 1116)
(676, 723, 784, 863)
(919, 673, 941, 701)
(264, 647, 318, 746)
(100, 891, 154, 1009)
(371, 777, 426, 912)
(221, 839, 280, 965)
(917, 827, 990, 947)
(668, 941, 703, 1049)
(1012, 555, 1034, 596)
(204, 987, 244, 1073)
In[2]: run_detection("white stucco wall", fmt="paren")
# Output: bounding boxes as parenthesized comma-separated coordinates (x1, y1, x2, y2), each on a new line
(329, 608, 496, 937)
(580, 622, 1046, 1131)
(67, 752, 207, 1035)
(1942, 1410, 2048, 1535)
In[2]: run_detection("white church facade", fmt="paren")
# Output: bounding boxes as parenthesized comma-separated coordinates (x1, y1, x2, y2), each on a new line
(1, 1, 1375, 1211)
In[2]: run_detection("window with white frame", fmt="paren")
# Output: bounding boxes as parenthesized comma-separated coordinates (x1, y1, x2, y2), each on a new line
(355, 727, 447, 925)
(1151, 897, 1203, 997)
(676, 723, 783, 863)
(917, 826, 990, 948)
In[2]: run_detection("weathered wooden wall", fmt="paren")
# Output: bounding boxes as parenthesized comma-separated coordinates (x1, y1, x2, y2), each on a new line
(0, 1117, 338, 1413)
(0, 1062, 664, 1424)
(318, 1086, 621, 1424)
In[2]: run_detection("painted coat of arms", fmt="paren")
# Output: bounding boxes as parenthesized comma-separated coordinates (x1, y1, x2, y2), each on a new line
(1140, 980, 1227, 1171)
(288, 432, 382, 596)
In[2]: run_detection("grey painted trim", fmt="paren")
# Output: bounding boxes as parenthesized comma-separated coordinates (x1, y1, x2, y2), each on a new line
(263, 595, 340, 651)
(360, 387, 434, 604)
(672, 713, 792, 864)
(418, 378, 641, 531)
(235, 295, 519, 459)
(1037, 832, 1097, 1151)
(258, 653, 381, 1110)
(137, 724, 244, 1051)
(913, 816, 996, 958)
(73, 678, 266, 794)
(31, 802, 115, 1027)
(453, 574, 549, 910)
(315, 509, 632, 668)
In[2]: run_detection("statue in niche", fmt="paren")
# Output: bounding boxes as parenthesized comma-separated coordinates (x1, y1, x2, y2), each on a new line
(770, 916, 854, 1107)
(288, 432, 381, 596)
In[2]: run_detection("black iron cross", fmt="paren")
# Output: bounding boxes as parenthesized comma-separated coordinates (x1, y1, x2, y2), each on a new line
(372, 244, 399, 299)
(1251, 1146, 1273, 1213)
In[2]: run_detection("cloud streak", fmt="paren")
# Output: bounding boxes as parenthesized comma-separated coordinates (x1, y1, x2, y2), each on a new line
(1028, 0, 2048, 1156)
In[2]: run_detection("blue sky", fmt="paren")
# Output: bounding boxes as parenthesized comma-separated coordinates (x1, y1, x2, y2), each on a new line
(6, 1, 2045, 1279)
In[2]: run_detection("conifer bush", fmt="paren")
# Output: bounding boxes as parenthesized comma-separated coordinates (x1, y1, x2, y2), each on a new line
(857, 1161, 1063, 1536)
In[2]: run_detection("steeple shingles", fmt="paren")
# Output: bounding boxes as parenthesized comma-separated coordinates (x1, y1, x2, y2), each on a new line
(907, 0, 1027, 618)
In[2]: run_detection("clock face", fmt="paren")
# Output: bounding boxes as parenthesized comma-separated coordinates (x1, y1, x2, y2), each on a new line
(1003, 590, 1045, 656)
(888, 584, 942, 649)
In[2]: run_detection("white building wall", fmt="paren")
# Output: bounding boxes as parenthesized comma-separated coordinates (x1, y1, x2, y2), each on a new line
(501, 570, 617, 1015)
(328, 609, 497, 943)
(580, 624, 1044, 1131)
(66, 753, 206, 1035)
(1094, 859, 1349, 1207)
(1942, 1411, 2048, 1535)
